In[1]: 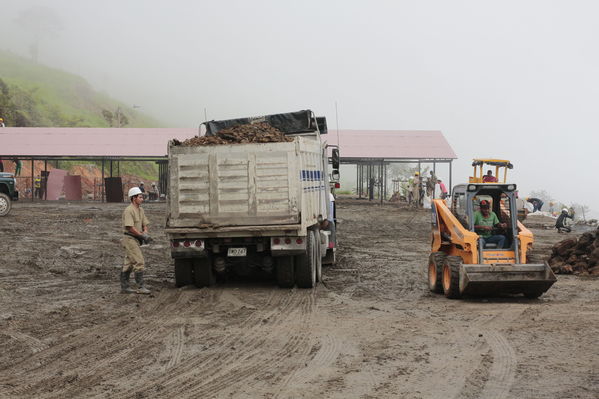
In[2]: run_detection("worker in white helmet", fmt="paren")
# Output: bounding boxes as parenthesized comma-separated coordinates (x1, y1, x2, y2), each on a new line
(120, 187, 151, 294)
(555, 208, 574, 233)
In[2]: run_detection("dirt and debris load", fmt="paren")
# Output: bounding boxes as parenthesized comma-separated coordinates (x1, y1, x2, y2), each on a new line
(547, 228, 599, 275)
(175, 122, 293, 147)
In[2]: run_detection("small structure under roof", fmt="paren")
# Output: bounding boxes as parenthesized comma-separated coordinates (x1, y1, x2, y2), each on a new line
(0, 127, 198, 201)
(325, 129, 457, 202)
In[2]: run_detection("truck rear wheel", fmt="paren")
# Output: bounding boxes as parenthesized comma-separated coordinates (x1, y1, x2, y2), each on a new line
(276, 256, 294, 288)
(194, 257, 215, 287)
(428, 252, 446, 293)
(295, 230, 316, 288)
(174, 259, 194, 287)
(0, 193, 11, 216)
(442, 256, 463, 299)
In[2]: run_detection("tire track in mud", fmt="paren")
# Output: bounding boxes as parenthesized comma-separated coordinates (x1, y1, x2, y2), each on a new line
(273, 333, 343, 398)
(3, 289, 218, 398)
(194, 289, 317, 398)
(164, 326, 185, 371)
(160, 289, 310, 397)
(115, 288, 316, 398)
(452, 308, 522, 399)
(109, 288, 284, 398)
(1, 328, 47, 354)
(478, 331, 516, 399)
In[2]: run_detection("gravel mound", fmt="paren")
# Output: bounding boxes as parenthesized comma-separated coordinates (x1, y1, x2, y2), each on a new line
(174, 122, 293, 146)
(547, 228, 599, 275)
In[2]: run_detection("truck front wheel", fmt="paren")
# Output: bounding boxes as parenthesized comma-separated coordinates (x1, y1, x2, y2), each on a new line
(295, 230, 316, 288)
(0, 193, 11, 216)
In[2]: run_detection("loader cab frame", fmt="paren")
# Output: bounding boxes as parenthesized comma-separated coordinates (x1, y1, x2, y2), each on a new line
(452, 183, 520, 263)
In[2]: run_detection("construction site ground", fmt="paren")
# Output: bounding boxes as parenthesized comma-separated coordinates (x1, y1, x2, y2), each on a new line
(1, 198, 597, 399)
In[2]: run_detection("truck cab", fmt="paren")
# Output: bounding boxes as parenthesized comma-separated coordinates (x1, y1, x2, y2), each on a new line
(0, 172, 18, 216)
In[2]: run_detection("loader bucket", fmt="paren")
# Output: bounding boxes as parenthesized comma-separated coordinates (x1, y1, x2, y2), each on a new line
(460, 263, 557, 298)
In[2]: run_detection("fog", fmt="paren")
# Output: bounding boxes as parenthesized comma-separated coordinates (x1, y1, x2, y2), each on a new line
(1, 0, 598, 216)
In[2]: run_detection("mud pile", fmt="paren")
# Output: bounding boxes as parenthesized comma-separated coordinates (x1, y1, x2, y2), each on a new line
(547, 228, 599, 275)
(176, 122, 293, 147)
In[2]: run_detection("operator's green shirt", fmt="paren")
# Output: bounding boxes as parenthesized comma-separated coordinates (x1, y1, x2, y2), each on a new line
(473, 210, 499, 238)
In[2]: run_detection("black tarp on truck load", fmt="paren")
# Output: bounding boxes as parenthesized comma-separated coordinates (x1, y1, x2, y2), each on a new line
(203, 110, 321, 136)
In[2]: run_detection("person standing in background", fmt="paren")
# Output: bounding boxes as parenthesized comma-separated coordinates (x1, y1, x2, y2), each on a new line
(0, 117, 5, 127)
(13, 158, 22, 176)
(426, 170, 437, 198)
(437, 179, 448, 199)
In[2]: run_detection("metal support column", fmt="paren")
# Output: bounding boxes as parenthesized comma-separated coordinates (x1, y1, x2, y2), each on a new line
(101, 158, 105, 203)
(44, 160, 47, 200)
(30, 159, 34, 202)
(449, 161, 453, 197)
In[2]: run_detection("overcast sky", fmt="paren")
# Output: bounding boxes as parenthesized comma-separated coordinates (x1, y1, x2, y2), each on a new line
(1, 0, 598, 215)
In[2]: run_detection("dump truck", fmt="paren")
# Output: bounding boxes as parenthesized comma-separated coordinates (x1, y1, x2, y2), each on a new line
(165, 110, 339, 288)
(428, 159, 556, 299)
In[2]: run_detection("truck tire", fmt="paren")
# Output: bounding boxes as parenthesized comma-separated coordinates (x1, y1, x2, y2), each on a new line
(276, 256, 294, 288)
(428, 252, 446, 293)
(194, 257, 215, 287)
(442, 256, 463, 299)
(0, 193, 11, 216)
(295, 230, 316, 288)
(315, 229, 322, 282)
(174, 259, 194, 287)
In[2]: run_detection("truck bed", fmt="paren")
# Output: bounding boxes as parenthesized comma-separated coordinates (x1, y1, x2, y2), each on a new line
(167, 136, 326, 232)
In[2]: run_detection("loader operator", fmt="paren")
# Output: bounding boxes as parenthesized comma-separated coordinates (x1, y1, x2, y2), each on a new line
(473, 200, 507, 248)
(120, 187, 151, 294)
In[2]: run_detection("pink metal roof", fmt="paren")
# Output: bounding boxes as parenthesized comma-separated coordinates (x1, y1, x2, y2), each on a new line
(0, 127, 456, 160)
(324, 130, 456, 160)
(0, 128, 198, 157)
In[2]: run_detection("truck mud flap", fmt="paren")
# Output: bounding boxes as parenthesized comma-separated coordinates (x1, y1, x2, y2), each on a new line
(460, 263, 557, 297)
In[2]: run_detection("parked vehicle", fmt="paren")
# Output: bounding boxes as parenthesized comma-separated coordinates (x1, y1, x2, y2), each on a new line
(0, 172, 18, 216)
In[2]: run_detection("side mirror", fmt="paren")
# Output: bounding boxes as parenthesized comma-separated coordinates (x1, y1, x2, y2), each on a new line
(331, 148, 340, 170)
(332, 170, 340, 181)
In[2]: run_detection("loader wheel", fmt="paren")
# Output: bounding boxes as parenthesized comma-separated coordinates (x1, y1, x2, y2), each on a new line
(442, 256, 463, 299)
(428, 252, 446, 293)
(193, 257, 215, 287)
(276, 256, 295, 288)
(174, 259, 194, 287)
(295, 230, 316, 288)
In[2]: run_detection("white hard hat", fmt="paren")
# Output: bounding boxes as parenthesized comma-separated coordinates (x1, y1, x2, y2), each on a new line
(140, 181, 144, 185)
(128, 187, 143, 198)
(562, 208, 569, 213)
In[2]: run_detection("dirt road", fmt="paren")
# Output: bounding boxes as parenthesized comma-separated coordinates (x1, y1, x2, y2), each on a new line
(1, 199, 597, 398)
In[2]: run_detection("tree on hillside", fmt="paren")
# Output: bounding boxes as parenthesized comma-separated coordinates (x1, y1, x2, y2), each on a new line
(102, 108, 129, 127)
(14, 6, 63, 62)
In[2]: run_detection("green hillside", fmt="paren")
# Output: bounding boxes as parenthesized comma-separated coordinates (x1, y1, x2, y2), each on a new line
(0, 49, 163, 181)
(0, 49, 162, 128)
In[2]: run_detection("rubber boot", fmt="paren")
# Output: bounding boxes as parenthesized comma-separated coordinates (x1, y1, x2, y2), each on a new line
(120, 271, 135, 294)
(134, 271, 151, 295)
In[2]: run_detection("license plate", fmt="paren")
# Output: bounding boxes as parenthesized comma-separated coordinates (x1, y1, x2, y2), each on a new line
(227, 247, 247, 257)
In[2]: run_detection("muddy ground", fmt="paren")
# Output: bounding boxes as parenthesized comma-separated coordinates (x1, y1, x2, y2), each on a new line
(0, 198, 597, 399)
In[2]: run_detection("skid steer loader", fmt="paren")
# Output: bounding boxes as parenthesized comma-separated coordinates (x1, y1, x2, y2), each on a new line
(428, 162, 556, 299)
